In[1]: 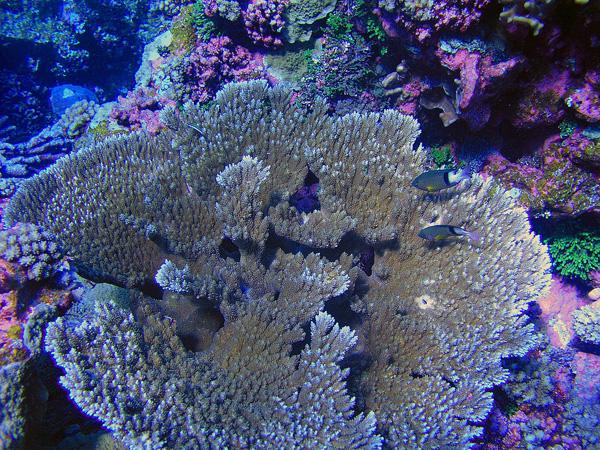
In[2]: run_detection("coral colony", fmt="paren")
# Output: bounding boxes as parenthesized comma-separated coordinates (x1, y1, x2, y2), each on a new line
(0, 1, 599, 449)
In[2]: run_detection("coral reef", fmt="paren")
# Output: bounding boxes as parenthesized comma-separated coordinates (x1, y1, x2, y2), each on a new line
(572, 301, 600, 345)
(243, 0, 289, 47)
(283, 0, 337, 43)
(545, 232, 600, 281)
(376, 0, 491, 41)
(0, 0, 160, 78)
(436, 38, 523, 130)
(299, 32, 373, 103)
(485, 136, 600, 218)
(0, 223, 64, 282)
(151, 35, 264, 103)
(7, 81, 551, 448)
(110, 88, 176, 134)
(58, 100, 99, 139)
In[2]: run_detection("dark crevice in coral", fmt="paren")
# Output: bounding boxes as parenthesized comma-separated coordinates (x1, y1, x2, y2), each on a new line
(23, 353, 105, 448)
(572, 339, 600, 356)
(344, 351, 373, 414)
(290, 322, 311, 357)
(325, 293, 361, 329)
(492, 386, 519, 417)
(159, 292, 225, 352)
(289, 169, 320, 213)
(441, 375, 457, 389)
(357, 246, 374, 276)
(218, 237, 240, 262)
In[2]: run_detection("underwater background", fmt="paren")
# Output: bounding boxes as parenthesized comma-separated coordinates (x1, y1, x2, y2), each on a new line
(0, 1, 599, 448)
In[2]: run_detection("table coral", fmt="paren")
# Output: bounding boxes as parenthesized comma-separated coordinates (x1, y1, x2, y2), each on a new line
(7, 81, 551, 448)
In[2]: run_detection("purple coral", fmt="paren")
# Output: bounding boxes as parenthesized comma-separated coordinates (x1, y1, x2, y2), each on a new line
(110, 87, 176, 134)
(379, 0, 491, 41)
(512, 68, 570, 129)
(242, 0, 289, 48)
(185, 36, 264, 103)
(436, 44, 522, 130)
(567, 71, 600, 123)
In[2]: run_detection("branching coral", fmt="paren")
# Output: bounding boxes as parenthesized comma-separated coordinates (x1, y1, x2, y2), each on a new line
(545, 232, 600, 281)
(0, 223, 63, 281)
(7, 81, 551, 448)
(45, 297, 379, 449)
(572, 302, 600, 345)
(378, 0, 491, 41)
(243, 0, 289, 47)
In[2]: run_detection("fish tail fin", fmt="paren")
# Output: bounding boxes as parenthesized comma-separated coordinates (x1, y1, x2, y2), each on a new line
(459, 166, 473, 182)
(468, 230, 480, 243)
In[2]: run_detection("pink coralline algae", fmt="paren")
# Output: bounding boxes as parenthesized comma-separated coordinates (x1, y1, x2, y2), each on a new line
(512, 68, 570, 129)
(0, 258, 72, 366)
(537, 276, 588, 348)
(242, 0, 288, 48)
(484, 134, 600, 217)
(567, 71, 600, 123)
(393, 76, 429, 115)
(185, 36, 264, 103)
(381, 0, 491, 42)
(110, 87, 176, 134)
(437, 45, 522, 130)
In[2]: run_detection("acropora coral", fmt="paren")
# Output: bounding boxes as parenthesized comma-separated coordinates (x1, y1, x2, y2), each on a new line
(6, 81, 551, 448)
(545, 232, 600, 281)
(0, 223, 63, 282)
(572, 302, 600, 345)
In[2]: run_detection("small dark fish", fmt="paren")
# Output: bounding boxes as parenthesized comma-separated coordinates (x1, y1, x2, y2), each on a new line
(418, 225, 480, 242)
(411, 168, 468, 192)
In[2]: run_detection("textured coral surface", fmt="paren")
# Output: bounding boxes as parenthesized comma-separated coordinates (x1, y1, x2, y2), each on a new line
(5, 81, 552, 448)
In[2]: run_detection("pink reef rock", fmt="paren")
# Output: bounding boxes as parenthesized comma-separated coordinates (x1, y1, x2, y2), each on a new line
(394, 76, 429, 115)
(0, 258, 72, 366)
(110, 87, 176, 134)
(573, 351, 600, 401)
(436, 43, 522, 130)
(381, 0, 491, 42)
(537, 276, 587, 348)
(567, 71, 600, 123)
(185, 36, 264, 103)
(243, 0, 288, 48)
(484, 134, 600, 217)
(512, 68, 570, 129)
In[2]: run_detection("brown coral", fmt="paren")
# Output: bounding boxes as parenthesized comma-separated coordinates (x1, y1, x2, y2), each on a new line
(7, 81, 551, 448)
